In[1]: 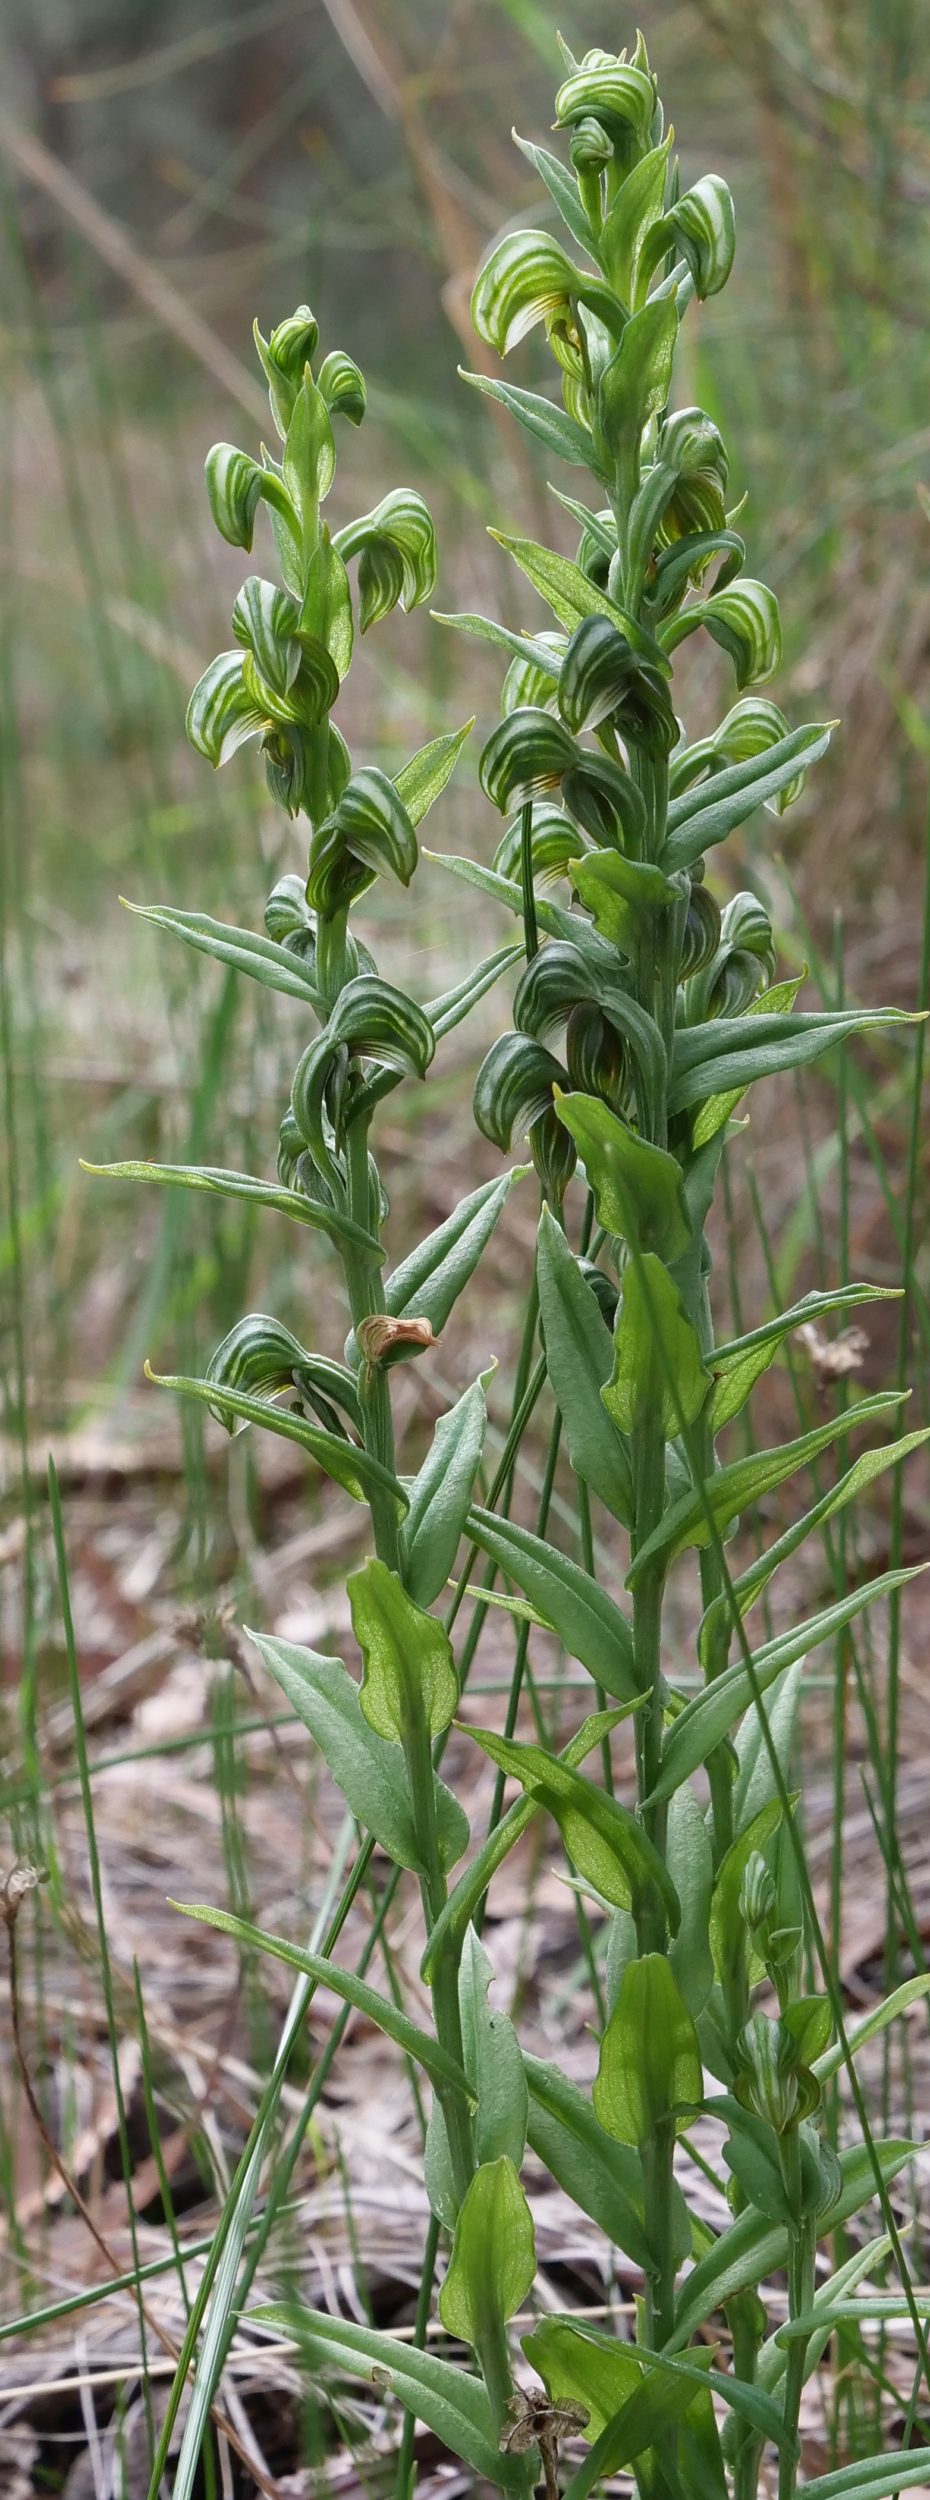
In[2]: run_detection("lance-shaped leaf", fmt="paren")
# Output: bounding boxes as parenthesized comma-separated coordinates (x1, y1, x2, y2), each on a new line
(119, 898, 324, 1009)
(627, 1388, 905, 1585)
(394, 717, 473, 827)
(663, 578, 781, 688)
(670, 1002, 922, 1116)
(700, 1421, 930, 1672)
(83, 1156, 382, 1258)
(427, 944, 524, 1041)
(801, 2455, 930, 2500)
(641, 174, 736, 300)
(439, 2156, 536, 2341)
(384, 1169, 524, 1332)
(671, 695, 809, 814)
(204, 441, 296, 551)
(594, 1952, 703, 2146)
(205, 1312, 362, 1437)
(688, 969, 806, 1147)
(255, 2304, 529, 2492)
(146, 1366, 408, 1513)
(594, 299, 679, 487)
(247, 1633, 468, 1872)
(458, 1926, 528, 2171)
(426, 846, 588, 947)
(651, 1564, 926, 1808)
(467, 1726, 680, 1931)
(474, 1032, 567, 1152)
(813, 1974, 930, 2090)
(433, 605, 565, 685)
(405, 1374, 490, 1609)
(489, 530, 670, 665)
(422, 1710, 637, 1985)
(317, 347, 367, 425)
(349, 1557, 458, 1742)
(467, 1505, 637, 1698)
(458, 367, 597, 468)
(536, 1203, 634, 1528)
(174, 1901, 471, 2096)
(603, 1253, 711, 1439)
(334, 488, 437, 627)
(555, 1093, 692, 1261)
(671, 2140, 917, 2347)
(561, 2348, 788, 2493)
(282, 368, 336, 509)
(663, 720, 834, 870)
(186, 650, 266, 767)
(513, 130, 598, 255)
(307, 766, 419, 911)
(522, 2316, 637, 2447)
(471, 228, 620, 358)
(709, 1280, 905, 1432)
(523, 2060, 654, 2270)
(600, 137, 674, 303)
(554, 59, 656, 148)
(299, 528, 354, 678)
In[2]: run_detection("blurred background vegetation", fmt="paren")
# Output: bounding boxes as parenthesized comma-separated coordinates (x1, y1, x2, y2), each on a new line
(2, 10, 930, 2485)
(3, 0, 929, 1489)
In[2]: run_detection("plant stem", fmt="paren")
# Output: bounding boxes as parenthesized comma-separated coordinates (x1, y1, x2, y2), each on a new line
(779, 2133, 815, 2500)
(641, 2115, 677, 2351)
(340, 1106, 517, 2439)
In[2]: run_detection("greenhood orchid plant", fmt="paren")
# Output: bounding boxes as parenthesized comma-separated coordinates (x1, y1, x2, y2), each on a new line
(91, 34, 930, 2500)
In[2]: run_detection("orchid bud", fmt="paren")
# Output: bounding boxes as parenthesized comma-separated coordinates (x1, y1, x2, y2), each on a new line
(254, 305, 320, 436)
(530, 1104, 577, 1201)
(264, 872, 317, 963)
(554, 51, 657, 167)
(262, 723, 314, 818)
(684, 890, 776, 1021)
(317, 348, 367, 427)
(565, 1001, 628, 1111)
(577, 1256, 619, 1327)
(739, 1849, 776, 1938)
(569, 115, 613, 173)
(573, 506, 617, 590)
(735, 2014, 820, 2138)
(678, 875, 721, 980)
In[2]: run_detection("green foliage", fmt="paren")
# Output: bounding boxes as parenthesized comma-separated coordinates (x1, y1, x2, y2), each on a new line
(97, 37, 927, 2500)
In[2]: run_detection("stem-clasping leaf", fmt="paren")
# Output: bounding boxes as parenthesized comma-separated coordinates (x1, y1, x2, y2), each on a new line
(172, 1903, 472, 2097)
(594, 1953, 702, 2146)
(144, 1364, 406, 1511)
(536, 1204, 634, 1528)
(247, 1633, 468, 1872)
(438, 2156, 536, 2341)
(349, 1557, 458, 1742)
(252, 2302, 529, 2490)
(467, 1725, 680, 1931)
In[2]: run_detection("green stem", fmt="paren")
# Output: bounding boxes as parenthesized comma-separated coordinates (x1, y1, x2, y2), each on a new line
(340, 1106, 516, 2438)
(641, 2116, 677, 2352)
(778, 2134, 815, 2500)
